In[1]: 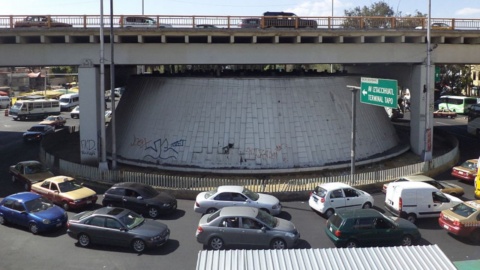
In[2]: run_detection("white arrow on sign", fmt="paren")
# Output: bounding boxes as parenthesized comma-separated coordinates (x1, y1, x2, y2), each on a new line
(362, 89, 368, 95)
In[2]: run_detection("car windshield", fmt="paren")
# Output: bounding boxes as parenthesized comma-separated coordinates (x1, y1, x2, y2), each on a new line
(25, 163, 48, 174)
(207, 210, 221, 223)
(242, 187, 259, 201)
(119, 211, 145, 229)
(45, 116, 55, 121)
(451, 203, 477, 218)
(205, 188, 218, 199)
(58, 180, 83, 192)
(256, 209, 277, 227)
(24, 197, 54, 213)
(329, 214, 343, 228)
(461, 161, 477, 170)
(28, 126, 44, 132)
(313, 186, 327, 197)
(139, 186, 159, 199)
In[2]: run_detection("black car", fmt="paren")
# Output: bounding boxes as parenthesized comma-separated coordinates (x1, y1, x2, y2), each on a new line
(102, 182, 177, 218)
(67, 207, 170, 253)
(23, 124, 55, 142)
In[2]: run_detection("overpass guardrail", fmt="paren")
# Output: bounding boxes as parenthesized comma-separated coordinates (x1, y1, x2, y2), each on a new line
(1, 15, 480, 30)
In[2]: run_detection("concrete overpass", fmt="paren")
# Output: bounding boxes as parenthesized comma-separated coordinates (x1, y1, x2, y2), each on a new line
(1, 26, 479, 170)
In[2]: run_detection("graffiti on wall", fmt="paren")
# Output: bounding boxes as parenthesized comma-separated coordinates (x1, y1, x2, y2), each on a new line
(130, 135, 186, 161)
(245, 144, 288, 162)
(80, 139, 97, 157)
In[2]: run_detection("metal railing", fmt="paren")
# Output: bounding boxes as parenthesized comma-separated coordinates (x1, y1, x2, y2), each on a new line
(39, 133, 459, 194)
(1, 15, 480, 30)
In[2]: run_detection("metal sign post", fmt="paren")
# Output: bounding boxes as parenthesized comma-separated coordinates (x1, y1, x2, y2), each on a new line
(347, 85, 360, 184)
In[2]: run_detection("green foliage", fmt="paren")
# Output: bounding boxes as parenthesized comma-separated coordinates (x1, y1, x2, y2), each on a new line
(438, 65, 473, 95)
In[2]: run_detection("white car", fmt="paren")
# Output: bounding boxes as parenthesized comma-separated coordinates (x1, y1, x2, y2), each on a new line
(194, 185, 282, 215)
(308, 182, 374, 218)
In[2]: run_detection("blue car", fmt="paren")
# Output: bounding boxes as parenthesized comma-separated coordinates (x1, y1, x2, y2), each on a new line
(0, 192, 68, 234)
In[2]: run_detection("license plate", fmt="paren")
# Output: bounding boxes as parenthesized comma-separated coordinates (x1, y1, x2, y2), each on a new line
(459, 172, 464, 175)
(330, 226, 333, 232)
(56, 223, 62, 227)
(313, 197, 318, 203)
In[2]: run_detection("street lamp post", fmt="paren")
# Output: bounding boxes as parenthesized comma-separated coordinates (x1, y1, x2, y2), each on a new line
(424, 0, 432, 161)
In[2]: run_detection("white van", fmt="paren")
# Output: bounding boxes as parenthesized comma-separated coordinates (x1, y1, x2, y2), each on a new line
(0, 96, 10, 109)
(59, 93, 79, 111)
(119, 16, 172, 28)
(384, 181, 462, 223)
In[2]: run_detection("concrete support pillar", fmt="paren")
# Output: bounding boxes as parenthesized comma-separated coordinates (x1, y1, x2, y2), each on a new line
(78, 63, 102, 165)
(409, 64, 434, 156)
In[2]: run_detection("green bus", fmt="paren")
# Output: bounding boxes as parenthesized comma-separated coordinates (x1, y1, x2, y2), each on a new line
(437, 95, 477, 114)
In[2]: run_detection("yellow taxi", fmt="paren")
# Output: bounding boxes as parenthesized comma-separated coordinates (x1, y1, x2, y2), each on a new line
(439, 200, 480, 243)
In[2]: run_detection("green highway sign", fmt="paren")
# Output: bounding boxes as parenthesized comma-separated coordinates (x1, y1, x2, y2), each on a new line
(360, 77, 398, 109)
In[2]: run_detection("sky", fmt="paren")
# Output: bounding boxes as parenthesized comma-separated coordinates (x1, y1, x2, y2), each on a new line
(3, 0, 480, 18)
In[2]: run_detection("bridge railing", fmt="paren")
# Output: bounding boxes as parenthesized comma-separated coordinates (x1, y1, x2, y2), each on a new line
(2, 15, 480, 30)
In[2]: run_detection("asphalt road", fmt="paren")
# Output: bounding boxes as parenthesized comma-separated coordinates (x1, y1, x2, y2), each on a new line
(0, 109, 479, 270)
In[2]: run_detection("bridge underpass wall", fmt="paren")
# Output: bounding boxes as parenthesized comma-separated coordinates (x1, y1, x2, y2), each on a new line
(344, 64, 432, 156)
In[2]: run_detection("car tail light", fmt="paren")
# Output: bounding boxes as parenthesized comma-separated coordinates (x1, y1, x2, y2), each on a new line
(309, 191, 313, 197)
(321, 197, 325, 203)
(196, 226, 203, 235)
(66, 221, 70, 228)
(334, 230, 341, 237)
(453, 220, 463, 227)
(399, 197, 402, 211)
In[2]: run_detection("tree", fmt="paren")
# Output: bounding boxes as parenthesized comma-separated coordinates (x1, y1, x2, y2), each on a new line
(343, 1, 425, 29)
(437, 65, 473, 95)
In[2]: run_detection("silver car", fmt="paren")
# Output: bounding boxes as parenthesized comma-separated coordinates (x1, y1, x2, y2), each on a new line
(195, 206, 300, 250)
(194, 185, 282, 215)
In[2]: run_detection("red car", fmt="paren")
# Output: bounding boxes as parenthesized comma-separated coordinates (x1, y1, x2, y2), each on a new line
(451, 159, 477, 182)
(433, 109, 457, 119)
(9, 160, 54, 191)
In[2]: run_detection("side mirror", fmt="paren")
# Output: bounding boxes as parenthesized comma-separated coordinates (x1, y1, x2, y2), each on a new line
(120, 227, 128, 232)
(54, 190, 59, 194)
(261, 227, 267, 233)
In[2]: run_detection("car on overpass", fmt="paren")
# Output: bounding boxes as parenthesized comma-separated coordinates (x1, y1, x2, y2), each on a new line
(240, 12, 317, 29)
(14, 16, 73, 28)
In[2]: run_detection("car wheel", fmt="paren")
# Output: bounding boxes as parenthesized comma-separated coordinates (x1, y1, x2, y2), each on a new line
(208, 236, 224, 250)
(62, 201, 69, 211)
(472, 230, 480, 244)
(345, 239, 358, 248)
(24, 183, 30, 191)
(148, 206, 159, 218)
(362, 202, 372, 209)
(78, 233, 91, 247)
(0, 215, 6, 225)
(324, 208, 334, 218)
(29, 223, 39, 234)
(206, 208, 217, 214)
(132, 239, 146, 253)
(401, 235, 413, 246)
(11, 175, 16, 183)
(406, 214, 417, 224)
(270, 238, 287, 249)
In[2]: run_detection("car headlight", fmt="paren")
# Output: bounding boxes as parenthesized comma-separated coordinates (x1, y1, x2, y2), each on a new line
(162, 203, 171, 208)
(285, 232, 295, 238)
(74, 199, 81, 203)
(42, 219, 51, 224)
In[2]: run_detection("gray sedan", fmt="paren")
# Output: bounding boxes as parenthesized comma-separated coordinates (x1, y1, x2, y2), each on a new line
(67, 207, 170, 253)
(195, 206, 300, 250)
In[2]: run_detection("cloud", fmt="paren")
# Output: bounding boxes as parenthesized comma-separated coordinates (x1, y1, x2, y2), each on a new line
(455, 8, 480, 16)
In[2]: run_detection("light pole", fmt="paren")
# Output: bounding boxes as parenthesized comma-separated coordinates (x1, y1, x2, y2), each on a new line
(142, 0, 144, 15)
(424, 0, 432, 161)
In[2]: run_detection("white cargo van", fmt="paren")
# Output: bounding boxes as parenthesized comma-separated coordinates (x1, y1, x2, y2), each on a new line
(0, 96, 10, 109)
(384, 181, 462, 223)
(59, 93, 79, 111)
(119, 16, 172, 28)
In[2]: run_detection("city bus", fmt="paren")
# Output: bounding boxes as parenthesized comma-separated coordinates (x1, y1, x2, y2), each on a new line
(437, 95, 477, 114)
(9, 99, 60, 120)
